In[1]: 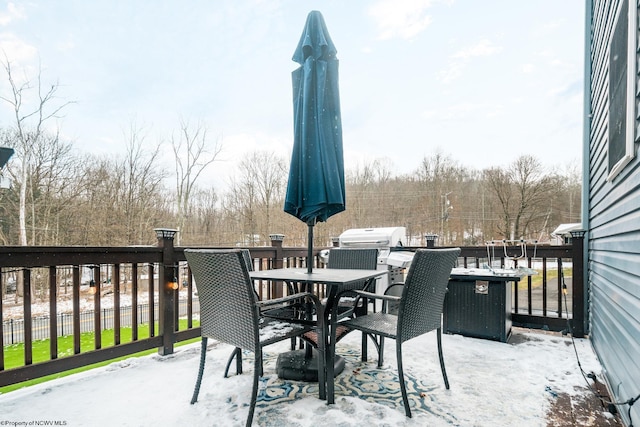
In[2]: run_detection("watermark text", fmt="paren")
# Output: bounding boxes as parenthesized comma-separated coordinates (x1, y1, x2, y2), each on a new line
(1, 421, 68, 426)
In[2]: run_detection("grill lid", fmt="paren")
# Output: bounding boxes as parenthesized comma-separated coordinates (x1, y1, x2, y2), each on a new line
(338, 227, 406, 248)
(386, 251, 414, 268)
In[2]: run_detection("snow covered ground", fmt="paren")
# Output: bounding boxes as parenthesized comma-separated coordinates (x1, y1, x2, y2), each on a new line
(0, 327, 614, 427)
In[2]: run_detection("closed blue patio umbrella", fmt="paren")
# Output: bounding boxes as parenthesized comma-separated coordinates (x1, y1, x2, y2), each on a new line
(284, 10, 345, 273)
(0, 147, 14, 168)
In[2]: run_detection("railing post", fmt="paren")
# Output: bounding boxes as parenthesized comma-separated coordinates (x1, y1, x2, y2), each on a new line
(155, 228, 178, 356)
(570, 230, 586, 338)
(270, 234, 285, 298)
(425, 233, 438, 248)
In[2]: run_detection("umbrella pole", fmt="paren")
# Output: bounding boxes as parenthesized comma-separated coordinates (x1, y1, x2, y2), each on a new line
(307, 223, 314, 274)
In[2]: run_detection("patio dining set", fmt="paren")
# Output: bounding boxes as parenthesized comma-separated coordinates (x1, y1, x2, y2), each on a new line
(183, 246, 461, 427)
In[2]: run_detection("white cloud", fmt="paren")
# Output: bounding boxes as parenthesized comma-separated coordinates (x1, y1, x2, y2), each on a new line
(369, 0, 435, 40)
(521, 63, 534, 74)
(531, 18, 566, 38)
(204, 132, 292, 192)
(439, 39, 502, 83)
(0, 33, 37, 63)
(0, 2, 25, 26)
(56, 39, 76, 53)
(0, 2, 33, 67)
(438, 60, 464, 84)
(423, 102, 505, 121)
(452, 39, 502, 59)
(536, 49, 553, 58)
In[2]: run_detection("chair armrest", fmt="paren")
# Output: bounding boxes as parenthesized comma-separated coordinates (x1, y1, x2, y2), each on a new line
(346, 290, 401, 315)
(257, 292, 321, 308)
(329, 289, 401, 317)
(352, 290, 401, 303)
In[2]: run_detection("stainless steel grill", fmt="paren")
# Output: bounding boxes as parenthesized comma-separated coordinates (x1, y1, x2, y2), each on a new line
(325, 227, 408, 308)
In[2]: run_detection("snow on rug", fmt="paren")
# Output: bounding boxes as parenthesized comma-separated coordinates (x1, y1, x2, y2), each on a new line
(249, 346, 457, 424)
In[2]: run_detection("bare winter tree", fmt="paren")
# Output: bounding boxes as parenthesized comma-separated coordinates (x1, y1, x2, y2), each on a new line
(19, 131, 83, 245)
(239, 151, 287, 241)
(415, 152, 467, 245)
(345, 157, 397, 228)
(558, 160, 582, 224)
(0, 58, 77, 300)
(0, 57, 74, 246)
(171, 119, 222, 245)
(71, 125, 168, 246)
(346, 161, 377, 226)
(223, 174, 259, 246)
(122, 124, 166, 243)
(484, 166, 512, 238)
(181, 187, 219, 244)
(218, 151, 288, 246)
(484, 155, 556, 240)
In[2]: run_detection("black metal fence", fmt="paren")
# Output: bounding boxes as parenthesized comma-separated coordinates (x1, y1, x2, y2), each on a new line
(2, 299, 201, 345)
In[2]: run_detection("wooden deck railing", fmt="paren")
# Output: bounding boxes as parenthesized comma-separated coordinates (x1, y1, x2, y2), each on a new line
(0, 228, 585, 388)
(453, 235, 585, 336)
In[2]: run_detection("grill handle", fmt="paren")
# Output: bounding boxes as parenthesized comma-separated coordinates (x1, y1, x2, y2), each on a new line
(340, 240, 389, 247)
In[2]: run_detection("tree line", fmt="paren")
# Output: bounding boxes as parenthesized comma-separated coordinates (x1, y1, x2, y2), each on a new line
(0, 60, 581, 250)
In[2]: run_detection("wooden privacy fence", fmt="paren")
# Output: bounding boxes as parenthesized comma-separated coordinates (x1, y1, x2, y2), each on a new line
(0, 228, 585, 388)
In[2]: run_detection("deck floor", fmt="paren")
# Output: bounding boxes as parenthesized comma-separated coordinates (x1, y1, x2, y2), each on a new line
(546, 372, 622, 426)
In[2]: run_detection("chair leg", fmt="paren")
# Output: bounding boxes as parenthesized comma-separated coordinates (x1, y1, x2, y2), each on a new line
(316, 329, 327, 401)
(246, 349, 261, 427)
(237, 348, 244, 375)
(224, 347, 243, 378)
(437, 327, 450, 389)
(361, 332, 368, 361)
(190, 337, 208, 404)
(362, 333, 383, 365)
(396, 343, 412, 418)
(327, 325, 336, 404)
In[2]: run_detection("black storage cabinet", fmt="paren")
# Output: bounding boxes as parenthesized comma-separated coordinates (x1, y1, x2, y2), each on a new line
(443, 275, 518, 342)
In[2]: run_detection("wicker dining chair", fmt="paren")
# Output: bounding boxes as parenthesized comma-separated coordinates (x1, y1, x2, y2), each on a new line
(223, 249, 257, 378)
(336, 247, 461, 417)
(300, 247, 379, 348)
(184, 249, 325, 427)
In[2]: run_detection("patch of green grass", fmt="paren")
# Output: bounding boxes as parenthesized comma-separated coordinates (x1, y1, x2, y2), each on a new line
(517, 268, 572, 290)
(1, 319, 200, 394)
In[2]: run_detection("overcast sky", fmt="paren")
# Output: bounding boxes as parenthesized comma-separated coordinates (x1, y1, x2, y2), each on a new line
(0, 0, 586, 191)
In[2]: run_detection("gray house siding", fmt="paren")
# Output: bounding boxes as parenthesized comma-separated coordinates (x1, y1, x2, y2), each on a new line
(588, 0, 640, 425)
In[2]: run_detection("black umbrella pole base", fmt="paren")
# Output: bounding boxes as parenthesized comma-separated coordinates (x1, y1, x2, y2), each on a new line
(276, 349, 345, 382)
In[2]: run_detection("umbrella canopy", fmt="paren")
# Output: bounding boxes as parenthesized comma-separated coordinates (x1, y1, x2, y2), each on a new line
(284, 11, 345, 272)
(0, 147, 14, 169)
(285, 10, 345, 225)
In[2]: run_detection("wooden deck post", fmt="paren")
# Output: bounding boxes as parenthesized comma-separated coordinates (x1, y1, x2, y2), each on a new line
(155, 228, 178, 355)
(270, 234, 285, 298)
(425, 233, 438, 248)
(570, 230, 586, 338)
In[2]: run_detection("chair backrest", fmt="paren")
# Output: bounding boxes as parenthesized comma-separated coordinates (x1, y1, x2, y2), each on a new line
(328, 248, 379, 294)
(241, 248, 254, 272)
(327, 248, 378, 270)
(397, 248, 461, 343)
(184, 249, 259, 352)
